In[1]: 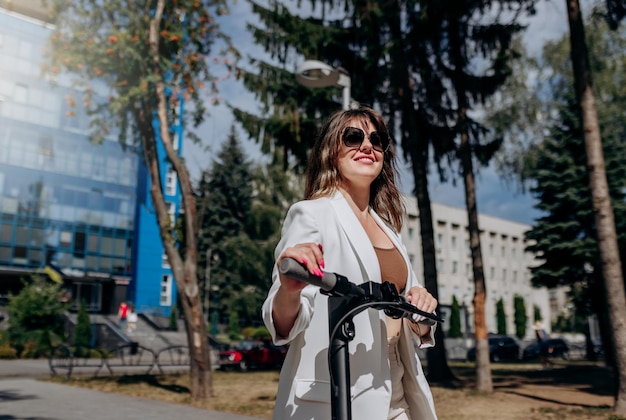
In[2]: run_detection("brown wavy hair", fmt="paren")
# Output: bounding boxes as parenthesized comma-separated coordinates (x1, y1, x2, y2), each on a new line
(303, 106, 405, 232)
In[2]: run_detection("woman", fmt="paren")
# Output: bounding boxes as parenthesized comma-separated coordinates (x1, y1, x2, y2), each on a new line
(262, 106, 439, 419)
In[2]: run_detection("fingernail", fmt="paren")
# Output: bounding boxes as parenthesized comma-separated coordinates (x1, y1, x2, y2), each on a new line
(319, 259, 325, 269)
(318, 243, 323, 251)
(315, 269, 324, 277)
(301, 257, 308, 265)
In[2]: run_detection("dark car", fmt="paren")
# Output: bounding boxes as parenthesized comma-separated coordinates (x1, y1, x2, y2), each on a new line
(218, 339, 288, 371)
(467, 335, 521, 362)
(523, 338, 569, 360)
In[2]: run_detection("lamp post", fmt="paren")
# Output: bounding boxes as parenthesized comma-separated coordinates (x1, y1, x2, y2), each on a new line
(295, 60, 352, 110)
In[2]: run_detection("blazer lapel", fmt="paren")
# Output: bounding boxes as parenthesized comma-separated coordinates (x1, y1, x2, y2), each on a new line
(329, 191, 381, 284)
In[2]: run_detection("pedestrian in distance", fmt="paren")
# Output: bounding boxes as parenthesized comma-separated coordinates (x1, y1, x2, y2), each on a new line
(262, 106, 439, 420)
(534, 320, 553, 369)
(117, 301, 128, 331)
(127, 303, 138, 333)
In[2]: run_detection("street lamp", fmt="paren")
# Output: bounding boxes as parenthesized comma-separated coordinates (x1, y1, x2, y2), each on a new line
(295, 60, 352, 110)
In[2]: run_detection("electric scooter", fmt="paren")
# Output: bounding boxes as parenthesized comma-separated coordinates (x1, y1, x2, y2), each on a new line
(279, 258, 444, 420)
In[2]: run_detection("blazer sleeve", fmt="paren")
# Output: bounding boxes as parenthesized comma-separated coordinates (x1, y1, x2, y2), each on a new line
(397, 234, 437, 348)
(261, 201, 322, 346)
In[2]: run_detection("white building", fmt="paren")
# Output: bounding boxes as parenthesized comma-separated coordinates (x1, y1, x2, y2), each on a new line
(400, 197, 553, 339)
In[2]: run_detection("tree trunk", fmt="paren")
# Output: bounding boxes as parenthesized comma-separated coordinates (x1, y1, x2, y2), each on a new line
(459, 124, 493, 393)
(566, 0, 626, 414)
(410, 141, 457, 383)
(148, 0, 212, 400)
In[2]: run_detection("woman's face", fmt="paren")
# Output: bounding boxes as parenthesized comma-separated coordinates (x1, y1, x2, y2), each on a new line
(336, 118, 384, 191)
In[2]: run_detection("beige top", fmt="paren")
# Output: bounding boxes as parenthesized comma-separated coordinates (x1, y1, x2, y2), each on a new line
(374, 246, 408, 339)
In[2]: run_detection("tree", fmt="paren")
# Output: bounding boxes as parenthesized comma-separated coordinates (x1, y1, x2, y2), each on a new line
(196, 128, 300, 329)
(496, 298, 507, 336)
(74, 300, 92, 349)
(412, 0, 537, 392)
(448, 295, 462, 338)
(45, 0, 238, 400)
(513, 295, 528, 340)
(233, 0, 530, 386)
(6, 277, 69, 358)
(563, 2, 626, 411)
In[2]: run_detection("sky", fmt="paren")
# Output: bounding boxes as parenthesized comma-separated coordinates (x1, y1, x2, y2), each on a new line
(184, 0, 588, 226)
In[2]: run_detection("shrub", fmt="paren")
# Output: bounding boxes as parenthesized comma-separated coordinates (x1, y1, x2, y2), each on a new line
(74, 300, 92, 348)
(6, 276, 70, 357)
(0, 344, 17, 359)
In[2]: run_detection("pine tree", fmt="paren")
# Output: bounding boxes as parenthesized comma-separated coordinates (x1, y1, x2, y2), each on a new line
(448, 295, 462, 338)
(496, 298, 507, 336)
(197, 129, 300, 328)
(513, 295, 527, 340)
(232, 0, 537, 387)
(74, 300, 92, 349)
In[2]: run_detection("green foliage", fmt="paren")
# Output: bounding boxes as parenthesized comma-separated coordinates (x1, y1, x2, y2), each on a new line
(73, 300, 92, 348)
(6, 277, 70, 357)
(196, 128, 300, 329)
(533, 305, 542, 322)
(44, 0, 238, 146)
(241, 326, 271, 340)
(496, 298, 507, 336)
(513, 295, 528, 339)
(169, 306, 178, 331)
(0, 344, 17, 359)
(447, 295, 462, 338)
(228, 311, 240, 341)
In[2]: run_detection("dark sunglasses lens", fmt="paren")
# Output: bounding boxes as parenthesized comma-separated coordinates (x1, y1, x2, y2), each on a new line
(369, 132, 385, 151)
(343, 128, 365, 148)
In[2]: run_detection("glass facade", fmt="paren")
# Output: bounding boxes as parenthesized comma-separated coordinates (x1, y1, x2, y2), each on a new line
(0, 7, 147, 313)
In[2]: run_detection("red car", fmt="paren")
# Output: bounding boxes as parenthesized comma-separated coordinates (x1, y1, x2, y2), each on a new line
(218, 339, 288, 371)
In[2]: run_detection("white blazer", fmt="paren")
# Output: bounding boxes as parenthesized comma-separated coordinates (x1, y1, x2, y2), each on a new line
(262, 191, 438, 420)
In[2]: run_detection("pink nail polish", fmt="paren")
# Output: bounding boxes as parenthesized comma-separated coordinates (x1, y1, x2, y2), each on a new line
(319, 259, 325, 269)
(301, 257, 308, 265)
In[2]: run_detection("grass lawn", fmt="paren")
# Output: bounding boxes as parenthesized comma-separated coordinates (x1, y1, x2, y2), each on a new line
(45, 360, 624, 420)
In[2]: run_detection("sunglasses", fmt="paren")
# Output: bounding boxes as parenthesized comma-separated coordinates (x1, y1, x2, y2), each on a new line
(342, 127, 390, 153)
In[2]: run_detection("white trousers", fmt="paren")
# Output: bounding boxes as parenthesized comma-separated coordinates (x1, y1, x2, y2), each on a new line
(388, 335, 412, 420)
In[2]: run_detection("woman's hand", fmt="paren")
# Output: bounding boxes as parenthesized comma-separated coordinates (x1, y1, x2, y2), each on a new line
(272, 242, 324, 338)
(405, 286, 438, 315)
(277, 242, 325, 292)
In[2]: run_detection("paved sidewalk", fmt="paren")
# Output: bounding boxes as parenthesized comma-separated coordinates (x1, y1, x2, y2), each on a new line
(0, 359, 265, 420)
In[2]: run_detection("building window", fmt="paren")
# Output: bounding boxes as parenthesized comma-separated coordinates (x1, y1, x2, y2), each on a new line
(437, 258, 444, 273)
(162, 251, 170, 268)
(489, 266, 495, 279)
(160, 274, 173, 306)
(452, 260, 458, 274)
(167, 202, 176, 227)
(408, 227, 414, 239)
(165, 166, 177, 196)
(436, 233, 443, 252)
(451, 236, 457, 249)
(60, 231, 72, 248)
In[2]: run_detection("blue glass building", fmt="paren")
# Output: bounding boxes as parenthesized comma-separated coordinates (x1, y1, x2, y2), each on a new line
(0, 2, 181, 316)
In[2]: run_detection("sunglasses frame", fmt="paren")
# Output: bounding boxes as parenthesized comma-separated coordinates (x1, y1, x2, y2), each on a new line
(341, 127, 390, 153)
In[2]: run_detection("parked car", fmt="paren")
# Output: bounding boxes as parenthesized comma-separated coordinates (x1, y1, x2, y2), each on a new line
(218, 339, 288, 371)
(523, 338, 569, 360)
(208, 335, 231, 370)
(467, 335, 521, 362)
